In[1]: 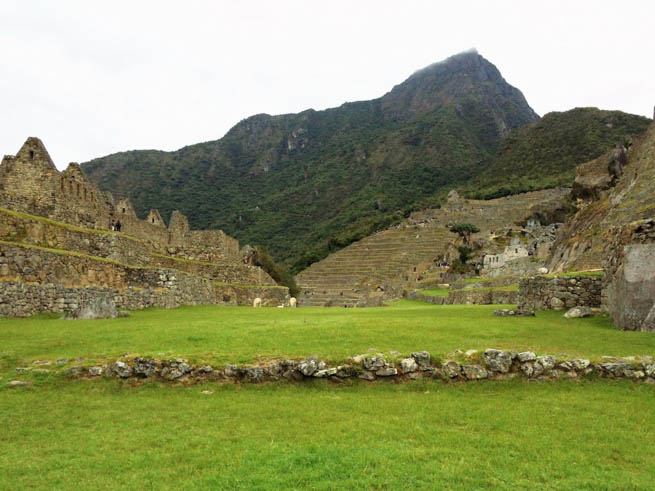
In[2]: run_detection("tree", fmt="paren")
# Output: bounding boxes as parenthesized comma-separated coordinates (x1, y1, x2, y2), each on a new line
(448, 222, 480, 244)
(457, 245, 473, 264)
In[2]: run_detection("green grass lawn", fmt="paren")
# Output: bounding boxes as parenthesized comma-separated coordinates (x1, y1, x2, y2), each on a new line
(1, 379, 655, 489)
(2, 301, 655, 489)
(417, 288, 450, 296)
(2, 301, 655, 373)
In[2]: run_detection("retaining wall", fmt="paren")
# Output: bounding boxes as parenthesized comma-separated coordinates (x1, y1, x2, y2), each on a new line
(518, 276, 602, 310)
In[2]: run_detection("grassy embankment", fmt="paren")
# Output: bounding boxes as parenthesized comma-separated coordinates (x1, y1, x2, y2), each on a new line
(2, 301, 655, 488)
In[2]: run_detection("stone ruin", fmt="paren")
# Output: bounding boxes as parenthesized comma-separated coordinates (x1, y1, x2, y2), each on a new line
(0, 137, 289, 316)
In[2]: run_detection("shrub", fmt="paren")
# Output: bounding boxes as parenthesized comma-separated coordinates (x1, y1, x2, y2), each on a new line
(253, 247, 300, 297)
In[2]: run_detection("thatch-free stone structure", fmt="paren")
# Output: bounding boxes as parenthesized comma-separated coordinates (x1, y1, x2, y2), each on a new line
(0, 138, 288, 316)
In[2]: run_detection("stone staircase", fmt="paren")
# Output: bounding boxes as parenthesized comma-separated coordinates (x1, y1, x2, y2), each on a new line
(297, 227, 453, 307)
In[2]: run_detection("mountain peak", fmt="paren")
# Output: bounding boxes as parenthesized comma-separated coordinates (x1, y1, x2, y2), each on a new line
(381, 50, 538, 128)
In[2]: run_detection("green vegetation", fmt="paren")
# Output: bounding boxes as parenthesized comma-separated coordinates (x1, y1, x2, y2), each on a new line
(82, 52, 540, 272)
(418, 288, 449, 297)
(2, 380, 655, 489)
(251, 246, 299, 296)
(449, 222, 480, 244)
(2, 303, 655, 488)
(465, 108, 652, 199)
(2, 302, 655, 371)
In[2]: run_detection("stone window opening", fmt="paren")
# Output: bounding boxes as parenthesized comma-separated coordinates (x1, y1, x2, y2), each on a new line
(29, 150, 34, 160)
(122, 208, 126, 213)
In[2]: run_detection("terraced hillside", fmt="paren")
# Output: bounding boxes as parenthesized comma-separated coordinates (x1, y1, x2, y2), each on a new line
(297, 228, 453, 307)
(297, 188, 568, 307)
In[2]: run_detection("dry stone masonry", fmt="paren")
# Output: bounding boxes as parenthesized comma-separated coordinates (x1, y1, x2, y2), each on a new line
(0, 138, 289, 316)
(518, 275, 602, 311)
(10, 348, 655, 387)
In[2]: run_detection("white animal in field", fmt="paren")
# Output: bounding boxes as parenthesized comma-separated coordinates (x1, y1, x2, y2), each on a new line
(289, 297, 297, 308)
(277, 305, 284, 308)
(537, 267, 549, 274)
(253, 297, 262, 308)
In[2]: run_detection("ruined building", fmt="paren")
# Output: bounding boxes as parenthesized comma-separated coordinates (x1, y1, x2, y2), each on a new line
(0, 137, 288, 316)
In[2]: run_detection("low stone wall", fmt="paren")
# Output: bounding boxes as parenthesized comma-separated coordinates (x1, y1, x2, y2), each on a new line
(214, 283, 289, 306)
(15, 348, 652, 386)
(404, 290, 448, 305)
(0, 279, 215, 317)
(448, 288, 518, 305)
(518, 276, 602, 310)
(405, 289, 518, 305)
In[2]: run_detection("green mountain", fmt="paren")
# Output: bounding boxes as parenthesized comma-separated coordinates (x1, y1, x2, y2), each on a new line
(83, 51, 540, 271)
(81, 51, 649, 272)
(464, 107, 651, 199)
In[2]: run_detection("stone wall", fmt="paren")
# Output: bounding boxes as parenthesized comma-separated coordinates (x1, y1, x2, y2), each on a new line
(0, 241, 213, 295)
(0, 208, 151, 266)
(0, 279, 215, 318)
(152, 255, 276, 285)
(22, 349, 654, 386)
(603, 219, 655, 331)
(518, 276, 603, 311)
(405, 288, 518, 305)
(213, 283, 289, 306)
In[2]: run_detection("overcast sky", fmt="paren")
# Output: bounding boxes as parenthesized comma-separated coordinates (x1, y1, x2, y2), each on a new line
(1, 0, 653, 169)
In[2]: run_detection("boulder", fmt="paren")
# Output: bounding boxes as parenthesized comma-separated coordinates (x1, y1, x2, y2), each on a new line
(112, 361, 133, 378)
(401, 358, 418, 373)
(297, 357, 319, 376)
(606, 243, 655, 331)
(564, 306, 593, 318)
(571, 359, 591, 371)
(441, 360, 461, 379)
(517, 351, 536, 363)
(536, 355, 556, 372)
(133, 358, 157, 378)
(376, 366, 398, 377)
(462, 364, 487, 380)
(483, 349, 512, 373)
(550, 297, 565, 310)
(363, 357, 386, 370)
(244, 366, 265, 382)
(65, 297, 117, 320)
(411, 351, 431, 370)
